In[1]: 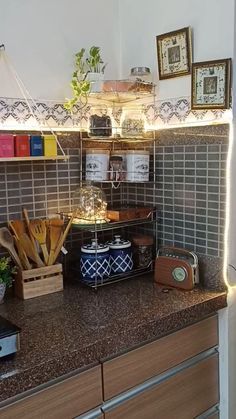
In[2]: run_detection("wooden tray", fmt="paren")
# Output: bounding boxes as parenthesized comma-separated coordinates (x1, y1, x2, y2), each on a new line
(107, 207, 153, 222)
(15, 263, 63, 300)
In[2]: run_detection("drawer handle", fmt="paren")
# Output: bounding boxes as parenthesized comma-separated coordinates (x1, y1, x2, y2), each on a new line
(0, 346, 2, 351)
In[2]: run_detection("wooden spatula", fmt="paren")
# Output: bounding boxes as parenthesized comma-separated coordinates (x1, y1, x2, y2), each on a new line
(9, 220, 31, 270)
(8, 219, 26, 237)
(0, 227, 23, 269)
(47, 219, 64, 265)
(19, 233, 45, 267)
(29, 219, 49, 264)
(51, 214, 75, 265)
(13, 236, 32, 270)
(22, 208, 38, 252)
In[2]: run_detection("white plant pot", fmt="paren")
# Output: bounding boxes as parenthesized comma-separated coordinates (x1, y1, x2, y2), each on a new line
(0, 283, 6, 304)
(87, 72, 104, 93)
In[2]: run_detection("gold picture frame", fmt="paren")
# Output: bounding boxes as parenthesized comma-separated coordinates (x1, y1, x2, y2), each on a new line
(156, 27, 192, 80)
(191, 58, 231, 110)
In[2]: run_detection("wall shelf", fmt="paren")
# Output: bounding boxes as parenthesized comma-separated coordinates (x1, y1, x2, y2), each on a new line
(0, 155, 69, 162)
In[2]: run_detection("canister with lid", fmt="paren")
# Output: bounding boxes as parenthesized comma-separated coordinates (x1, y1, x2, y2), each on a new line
(80, 239, 111, 283)
(110, 150, 127, 180)
(126, 150, 150, 182)
(132, 235, 154, 268)
(107, 235, 133, 274)
(86, 149, 110, 181)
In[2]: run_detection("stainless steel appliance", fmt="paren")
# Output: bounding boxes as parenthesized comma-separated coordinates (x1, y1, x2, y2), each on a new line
(0, 316, 20, 358)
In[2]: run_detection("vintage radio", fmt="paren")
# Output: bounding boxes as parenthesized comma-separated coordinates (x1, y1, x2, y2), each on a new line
(155, 247, 199, 290)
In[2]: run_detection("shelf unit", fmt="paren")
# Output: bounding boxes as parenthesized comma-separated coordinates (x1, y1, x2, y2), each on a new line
(70, 86, 157, 289)
(69, 210, 157, 289)
(0, 155, 69, 162)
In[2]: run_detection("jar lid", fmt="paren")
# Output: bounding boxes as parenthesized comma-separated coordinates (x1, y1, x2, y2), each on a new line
(130, 67, 151, 76)
(110, 155, 123, 162)
(133, 235, 154, 246)
(81, 239, 109, 254)
(107, 235, 131, 249)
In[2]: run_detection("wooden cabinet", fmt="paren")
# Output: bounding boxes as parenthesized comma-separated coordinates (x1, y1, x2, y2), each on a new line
(104, 354, 219, 419)
(0, 316, 219, 419)
(103, 315, 218, 400)
(0, 366, 103, 419)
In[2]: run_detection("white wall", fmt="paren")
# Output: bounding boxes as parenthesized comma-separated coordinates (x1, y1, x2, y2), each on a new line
(0, 0, 120, 100)
(119, 0, 234, 100)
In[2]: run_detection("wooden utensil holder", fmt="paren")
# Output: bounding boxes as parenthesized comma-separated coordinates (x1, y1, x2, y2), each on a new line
(15, 264, 63, 300)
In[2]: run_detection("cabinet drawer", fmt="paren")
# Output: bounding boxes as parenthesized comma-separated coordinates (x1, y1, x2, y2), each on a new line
(0, 365, 103, 419)
(103, 315, 218, 400)
(105, 354, 219, 419)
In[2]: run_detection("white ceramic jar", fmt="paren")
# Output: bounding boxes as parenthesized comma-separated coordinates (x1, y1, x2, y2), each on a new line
(86, 149, 110, 181)
(126, 150, 150, 182)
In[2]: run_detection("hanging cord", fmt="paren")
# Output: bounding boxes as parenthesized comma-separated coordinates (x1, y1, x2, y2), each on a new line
(1, 48, 65, 157)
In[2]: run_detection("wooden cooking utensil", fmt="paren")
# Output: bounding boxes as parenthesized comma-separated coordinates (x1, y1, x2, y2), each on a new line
(13, 236, 32, 270)
(22, 207, 38, 251)
(8, 219, 26, 238)
(19, 233, 45, 268)
(29, 219, 49, 264)
(51, 214, 75, 265)
(47, 219, 64, 266)
(0, 227, 23, 269)
(9, 220, 32, 270)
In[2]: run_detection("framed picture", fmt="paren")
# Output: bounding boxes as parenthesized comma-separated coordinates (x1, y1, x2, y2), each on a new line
(191, 58, 231, 109)
(156, 27, 192, 80)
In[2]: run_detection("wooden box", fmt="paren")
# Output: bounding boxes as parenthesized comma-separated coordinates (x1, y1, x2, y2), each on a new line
(15, 264, 63, 300)
(107, 206, 153, 222)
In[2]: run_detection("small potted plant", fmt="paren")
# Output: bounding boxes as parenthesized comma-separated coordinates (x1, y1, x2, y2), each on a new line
(86, 46, 107, 92)
(0, 257, 15, 303)
(64, 46, 107, 110)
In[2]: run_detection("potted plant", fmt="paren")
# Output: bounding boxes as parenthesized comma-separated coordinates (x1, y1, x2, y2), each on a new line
(64, 46, 107, 110)
(86, 46, 107, 92)
(0, 257, 15, 303)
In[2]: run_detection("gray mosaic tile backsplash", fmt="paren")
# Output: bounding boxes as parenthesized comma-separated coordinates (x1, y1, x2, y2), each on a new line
(124, 129, 228, 258)
(0, 124, 228, 265)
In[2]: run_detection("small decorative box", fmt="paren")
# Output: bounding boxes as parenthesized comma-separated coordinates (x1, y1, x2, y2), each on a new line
(0, 134, 14, 157)
(43, 135, 57, 157)
(30, 135, 43, 156)
(15, 135, 30, 157)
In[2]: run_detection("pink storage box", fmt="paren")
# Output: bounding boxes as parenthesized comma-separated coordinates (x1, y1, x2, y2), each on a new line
(0, 134, 14, 157)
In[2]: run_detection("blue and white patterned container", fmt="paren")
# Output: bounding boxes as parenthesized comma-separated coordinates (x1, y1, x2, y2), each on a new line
(80, 240, 110, 284)
(107, 235, 133, 274)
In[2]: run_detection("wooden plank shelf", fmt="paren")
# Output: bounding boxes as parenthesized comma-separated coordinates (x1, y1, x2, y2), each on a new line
(0, 155, 69, 162)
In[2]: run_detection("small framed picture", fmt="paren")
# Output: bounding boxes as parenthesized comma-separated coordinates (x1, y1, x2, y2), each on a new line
(156, 27, 192, 80)
(191, 58, 231, 109)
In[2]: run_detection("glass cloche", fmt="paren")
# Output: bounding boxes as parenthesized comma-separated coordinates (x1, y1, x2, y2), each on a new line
(72, 184, 108, 225)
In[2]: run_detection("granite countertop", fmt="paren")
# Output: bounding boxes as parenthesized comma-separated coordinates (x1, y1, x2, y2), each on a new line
(0, 274, 227, 405)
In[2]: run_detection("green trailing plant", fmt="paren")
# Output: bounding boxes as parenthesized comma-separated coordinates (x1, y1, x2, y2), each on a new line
(0, 257, 16, 288)
(64, 46, 107, 111)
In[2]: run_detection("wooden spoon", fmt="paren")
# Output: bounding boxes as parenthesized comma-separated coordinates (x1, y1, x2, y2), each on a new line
(19, 233, 45, 267)
(0, 227, 23, 269)
(47, 219, 64, 265)
(29, 219, 49, 264)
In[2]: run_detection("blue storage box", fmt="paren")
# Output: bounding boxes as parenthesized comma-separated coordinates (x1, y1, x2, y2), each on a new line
(30, 135, 43, 156)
